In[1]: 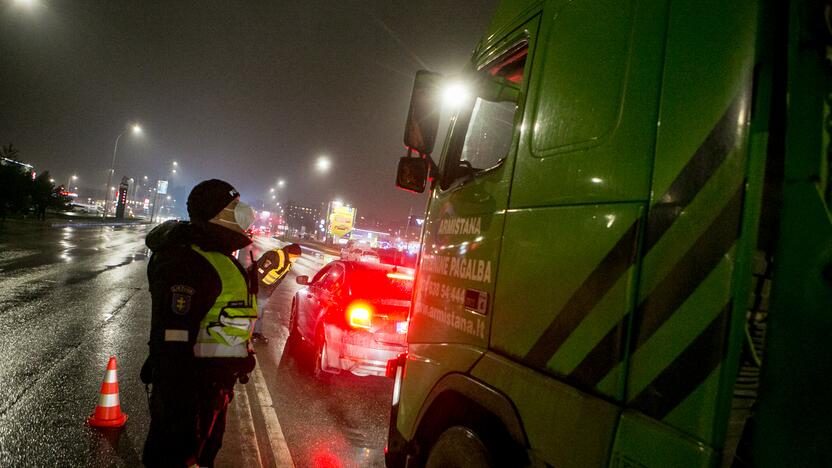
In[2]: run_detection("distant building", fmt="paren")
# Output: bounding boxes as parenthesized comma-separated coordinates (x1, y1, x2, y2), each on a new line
(285, 202, 320, 236)
(355, 216, 392, 233)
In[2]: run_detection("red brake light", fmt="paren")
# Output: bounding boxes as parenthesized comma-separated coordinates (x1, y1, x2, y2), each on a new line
(347, 304, 372, 329)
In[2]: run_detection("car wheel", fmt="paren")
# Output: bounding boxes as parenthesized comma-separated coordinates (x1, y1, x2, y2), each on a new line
(287, 300, 301, 345)
(285, 301, 305, 364)
(425, 426, 495, 468)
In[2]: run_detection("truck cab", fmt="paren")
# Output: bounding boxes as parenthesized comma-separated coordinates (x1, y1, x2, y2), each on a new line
(386, 0, 831, 466)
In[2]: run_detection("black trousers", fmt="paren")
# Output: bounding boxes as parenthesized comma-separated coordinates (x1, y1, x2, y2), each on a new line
(143, 375, 234, 467)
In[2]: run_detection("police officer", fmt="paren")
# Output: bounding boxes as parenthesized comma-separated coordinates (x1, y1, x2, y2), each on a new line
(251, 243, 302, 342)
(141, 179, 258, 467)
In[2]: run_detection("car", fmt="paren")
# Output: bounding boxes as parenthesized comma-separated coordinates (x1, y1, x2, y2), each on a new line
(376, 248, 418, 268)
(340, 242, 380, 263)
(288, 260, 414, 378)
(352, 248, 380, 263)
(69, 203, 104, 215)
(339, 240, 365, 259)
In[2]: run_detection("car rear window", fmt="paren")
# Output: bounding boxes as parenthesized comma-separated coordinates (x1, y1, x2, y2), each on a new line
(348, 268, 413, 301)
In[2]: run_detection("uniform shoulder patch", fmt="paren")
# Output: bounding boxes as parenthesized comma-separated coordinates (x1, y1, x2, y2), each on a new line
(170, 285, 195, 315)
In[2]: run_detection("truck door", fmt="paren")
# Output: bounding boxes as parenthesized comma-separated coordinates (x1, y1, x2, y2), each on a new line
(484, 0, 665, 465)
(409, 21, 537, 350)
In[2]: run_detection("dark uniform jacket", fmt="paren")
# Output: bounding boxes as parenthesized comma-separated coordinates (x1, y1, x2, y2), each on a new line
(256, 247, 293, 299)
(141, 220, 255, 385)
(142, 220, 256, 466)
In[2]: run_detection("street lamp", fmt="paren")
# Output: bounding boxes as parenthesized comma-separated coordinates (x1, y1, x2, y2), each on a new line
(278, 179, 285, 187)
(67, 174, 77, 190)
(316, 156, 331, 173)
(105, 123, 142, 216)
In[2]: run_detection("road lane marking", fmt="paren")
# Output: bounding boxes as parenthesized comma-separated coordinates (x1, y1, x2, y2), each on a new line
(252, 364, 295, 467)
(235, 381, 264, 467)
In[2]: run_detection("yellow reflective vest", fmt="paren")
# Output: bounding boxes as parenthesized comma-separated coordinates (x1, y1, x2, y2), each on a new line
(190, 245, 258, 358)
(258, 248, 291, 286)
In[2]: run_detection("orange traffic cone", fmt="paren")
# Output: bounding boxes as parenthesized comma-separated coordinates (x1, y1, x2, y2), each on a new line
(87, 356, 128, 428)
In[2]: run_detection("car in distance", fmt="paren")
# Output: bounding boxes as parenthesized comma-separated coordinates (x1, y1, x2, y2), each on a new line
(289, 260, 413, 378)
(352, 248, 380, 263)
(376, 248, 418, 268)
(69, 202, 104, 215)
(339, 240, 365, 258)
(340, 241, 381, 263)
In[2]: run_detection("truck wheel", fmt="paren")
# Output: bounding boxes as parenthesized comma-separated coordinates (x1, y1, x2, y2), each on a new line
(426, 426, 495, 468)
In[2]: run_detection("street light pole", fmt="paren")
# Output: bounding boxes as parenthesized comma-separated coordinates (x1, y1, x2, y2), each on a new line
(150, 184, 162, 223)
(103, 124, 142, 217)
(104, 131, 124, 217)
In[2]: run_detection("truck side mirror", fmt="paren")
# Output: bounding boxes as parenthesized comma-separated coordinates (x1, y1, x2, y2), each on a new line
(296, 275, 310, 285)
(403, 70, 443, 156)
(396, 156, 430, 193)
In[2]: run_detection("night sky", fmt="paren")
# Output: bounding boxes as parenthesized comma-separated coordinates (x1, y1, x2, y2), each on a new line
(0, 0, 497, 220)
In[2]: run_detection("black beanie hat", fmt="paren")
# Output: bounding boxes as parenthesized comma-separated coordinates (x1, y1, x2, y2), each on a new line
(283, 243, 302, 256)
(187, 179, 240, 221)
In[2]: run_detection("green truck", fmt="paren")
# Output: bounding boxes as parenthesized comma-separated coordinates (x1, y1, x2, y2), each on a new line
(385, 0, 831, 466)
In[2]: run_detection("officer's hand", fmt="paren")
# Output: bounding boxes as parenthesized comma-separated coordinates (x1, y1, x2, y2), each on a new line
(240, 352, 256, 374)
(236, 353, 256, 384)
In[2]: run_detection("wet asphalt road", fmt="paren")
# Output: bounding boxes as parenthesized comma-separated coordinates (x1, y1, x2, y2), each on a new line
(0, 221, 151, 467)
(0, 221, 392, 467)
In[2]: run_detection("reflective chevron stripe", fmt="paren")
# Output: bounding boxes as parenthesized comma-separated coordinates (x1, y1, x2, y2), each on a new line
(570, 186, 744, 388)
(523, 96, 745, 374)
(523, 221, 640, 369)
(629, 303, 732, 419)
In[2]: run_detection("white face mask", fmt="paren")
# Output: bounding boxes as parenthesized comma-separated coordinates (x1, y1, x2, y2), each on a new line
(233, 201, 255, 231)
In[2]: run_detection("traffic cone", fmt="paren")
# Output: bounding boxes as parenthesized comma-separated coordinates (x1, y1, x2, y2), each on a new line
(87, 356, 128, 428)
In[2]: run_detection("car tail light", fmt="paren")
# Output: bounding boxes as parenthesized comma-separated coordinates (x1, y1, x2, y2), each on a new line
(347, 303, 372, 329)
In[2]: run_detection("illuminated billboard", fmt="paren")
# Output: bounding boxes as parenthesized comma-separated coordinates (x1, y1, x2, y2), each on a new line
(327, 203, 356, 238)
